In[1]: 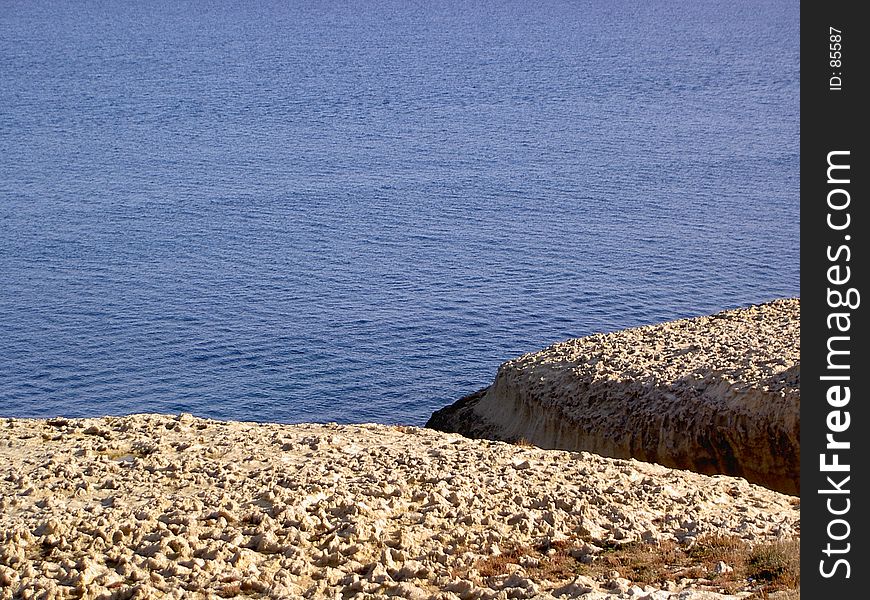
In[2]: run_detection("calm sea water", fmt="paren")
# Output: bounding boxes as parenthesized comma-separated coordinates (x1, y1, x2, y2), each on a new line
(0, 1, 799, 425)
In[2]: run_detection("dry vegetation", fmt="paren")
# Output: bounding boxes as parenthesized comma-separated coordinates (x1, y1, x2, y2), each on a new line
(472, 534, 799, 598)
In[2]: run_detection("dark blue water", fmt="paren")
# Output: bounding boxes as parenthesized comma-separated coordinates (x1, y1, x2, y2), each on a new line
(1, 0, 799, 425)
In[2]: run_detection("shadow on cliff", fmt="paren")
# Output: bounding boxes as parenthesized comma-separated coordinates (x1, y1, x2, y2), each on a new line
(426, 364, 800, 496)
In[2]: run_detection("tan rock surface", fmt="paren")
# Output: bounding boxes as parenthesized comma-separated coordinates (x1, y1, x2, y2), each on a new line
(0, 414, 798, 599)
(427, 300, 800, 495)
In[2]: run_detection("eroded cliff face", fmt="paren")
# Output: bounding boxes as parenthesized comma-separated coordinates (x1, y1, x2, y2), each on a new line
(427, 299, 800, 495)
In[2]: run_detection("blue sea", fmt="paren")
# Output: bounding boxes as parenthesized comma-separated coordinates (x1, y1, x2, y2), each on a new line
(0, 0, 799, 425)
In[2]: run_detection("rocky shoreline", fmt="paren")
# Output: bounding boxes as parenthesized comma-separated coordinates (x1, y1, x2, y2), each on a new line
(1, 414, 799, 599)
(426, 300, 799, 495)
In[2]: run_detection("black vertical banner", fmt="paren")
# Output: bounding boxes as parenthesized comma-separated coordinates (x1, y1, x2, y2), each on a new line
(801, 0, 868, 596)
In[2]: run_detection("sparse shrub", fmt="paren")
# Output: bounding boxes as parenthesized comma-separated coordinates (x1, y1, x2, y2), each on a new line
(467, 533, 800, 597)
(748, 539, 800, 588)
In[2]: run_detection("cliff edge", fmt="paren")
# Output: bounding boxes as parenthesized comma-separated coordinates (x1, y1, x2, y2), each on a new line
(427, 299, 800, 495)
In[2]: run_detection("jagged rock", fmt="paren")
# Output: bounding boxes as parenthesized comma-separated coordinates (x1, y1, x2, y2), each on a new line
(0, 414, 798, 599)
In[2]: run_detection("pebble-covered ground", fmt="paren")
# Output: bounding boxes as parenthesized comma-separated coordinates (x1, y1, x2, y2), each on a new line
(0, 414, 799, 600)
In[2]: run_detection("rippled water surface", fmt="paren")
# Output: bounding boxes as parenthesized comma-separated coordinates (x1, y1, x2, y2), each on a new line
(0, 0, 799, 425)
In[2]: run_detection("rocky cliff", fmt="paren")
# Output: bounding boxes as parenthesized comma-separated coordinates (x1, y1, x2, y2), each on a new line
(427, 299, 800, 495)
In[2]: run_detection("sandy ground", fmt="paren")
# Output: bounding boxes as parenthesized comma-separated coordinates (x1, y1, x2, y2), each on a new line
(1, 414, 798, 599)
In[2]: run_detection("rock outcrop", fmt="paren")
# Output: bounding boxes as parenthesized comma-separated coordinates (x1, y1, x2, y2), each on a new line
(1, 414, 798, 599)
(427, 299, 800, 495)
